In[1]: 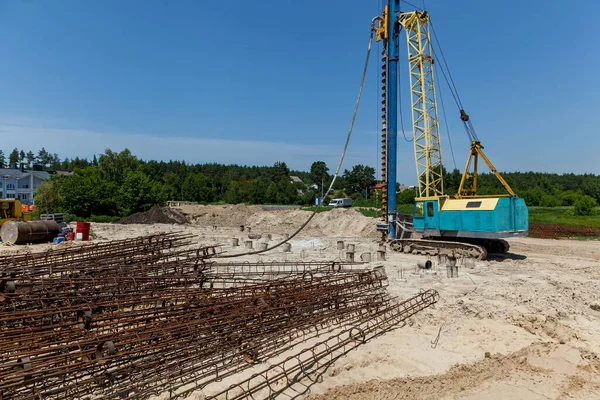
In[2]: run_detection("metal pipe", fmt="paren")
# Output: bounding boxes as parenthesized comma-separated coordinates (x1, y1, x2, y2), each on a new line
(387, 0, 401, 239)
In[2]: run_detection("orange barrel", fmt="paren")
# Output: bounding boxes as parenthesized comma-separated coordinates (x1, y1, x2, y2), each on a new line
(21, 204, 29, 212)
(31, 205, 37, 212)
(76, 222, 91, 241)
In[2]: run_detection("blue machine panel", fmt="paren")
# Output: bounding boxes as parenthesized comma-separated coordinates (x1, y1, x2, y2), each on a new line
(413, 196, 528, 239)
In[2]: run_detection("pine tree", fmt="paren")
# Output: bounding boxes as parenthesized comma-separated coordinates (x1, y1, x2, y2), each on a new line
(37, 147, 50, 167)
(8, 148, 19, 167)
(26, 151, 35, 168)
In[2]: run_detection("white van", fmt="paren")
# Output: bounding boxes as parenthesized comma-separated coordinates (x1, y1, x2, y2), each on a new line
(328, 198, 352, 208)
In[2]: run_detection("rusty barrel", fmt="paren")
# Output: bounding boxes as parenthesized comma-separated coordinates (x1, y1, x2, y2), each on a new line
(1, 220, 60, 245)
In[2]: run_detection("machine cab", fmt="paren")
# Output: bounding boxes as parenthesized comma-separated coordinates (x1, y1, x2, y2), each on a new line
(413, 199, 440, 234)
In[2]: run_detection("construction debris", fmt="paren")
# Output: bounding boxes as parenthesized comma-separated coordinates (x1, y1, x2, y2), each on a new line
(118, 205, 188, 225)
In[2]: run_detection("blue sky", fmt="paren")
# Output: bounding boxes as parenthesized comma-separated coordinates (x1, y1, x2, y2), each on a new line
(0, 0, 598, 184)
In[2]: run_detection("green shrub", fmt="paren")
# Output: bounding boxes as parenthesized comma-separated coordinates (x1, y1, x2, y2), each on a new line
(89, 215, 121, 223)
(300, 206, 333, 213)
(352, 196, 377, 208)
(397, 188, 416, 204)
(65, 213, 79, 223)
(573, 195, 597, 216)
(541, 194, 561, 208)
(357, 208, 382, 218)
(560, 190, 583, 206)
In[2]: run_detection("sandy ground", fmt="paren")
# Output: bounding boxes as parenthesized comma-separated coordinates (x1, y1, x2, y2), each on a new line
(3, 205, 600, 399)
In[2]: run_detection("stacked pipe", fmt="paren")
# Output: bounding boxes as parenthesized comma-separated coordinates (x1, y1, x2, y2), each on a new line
(0, 233, 436, 400)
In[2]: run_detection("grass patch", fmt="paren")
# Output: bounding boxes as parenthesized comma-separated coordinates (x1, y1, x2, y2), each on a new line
(397, 204, 414, 215)
(529, 207, 600, 229)
(300, 206, 334, 213)
(357, 208, 382, 218)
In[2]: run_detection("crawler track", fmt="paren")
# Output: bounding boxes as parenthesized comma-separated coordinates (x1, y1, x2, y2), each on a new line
(389, 238, 488, 259)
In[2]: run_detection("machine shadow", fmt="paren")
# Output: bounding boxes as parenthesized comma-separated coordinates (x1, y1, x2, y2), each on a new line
(487, 252, 528, 261)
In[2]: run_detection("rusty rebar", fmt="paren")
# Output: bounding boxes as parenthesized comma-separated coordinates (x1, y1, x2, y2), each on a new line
(0, 234, 435, 400)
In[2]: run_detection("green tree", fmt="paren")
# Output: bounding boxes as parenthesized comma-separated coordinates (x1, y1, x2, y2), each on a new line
(443, 168, 462, 196)
(36, 147, 50, 167)
(61, 157, 71, 170)
(541, 194, 560, 208)
(119, 170, 165, 215)
(224, 181, 244, 204)
(560, 190, 582, 206)
(33, 178, 62, 213)
(521, 188, 544, 207)
(581, 177, 600, 204)
(573, 195, 597, 216)
(276, 177, 298, 204)
(309, 161, 329, 196)
(343, 164, 376, 197)
(26, 151, 35, 168)
(49, 153, 61, 170)
(181, 173, 214, 203)
(0, 150, 5, 167)
(300, 190, 316, 206)
(269, 161, 290, 182)
(19, 150, 25, 164)
(163, 172, 182, 201)
(58, 167, 119, 217)
(8, 148, 19, 166)
(265, 182, 278, 204)
(98, 148, 139, 186)
(248, 179, 267, 204)
(397, 187, 417, 204)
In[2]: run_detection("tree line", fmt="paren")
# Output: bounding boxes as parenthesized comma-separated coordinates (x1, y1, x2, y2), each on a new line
(442, 168, 600, 209)
(33, 149, 378, 218)
(0, 147, 95, 171)
(30, 148, 600, 218)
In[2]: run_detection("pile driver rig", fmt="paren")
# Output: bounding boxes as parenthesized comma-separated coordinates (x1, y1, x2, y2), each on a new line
(372, 1, 528, 259)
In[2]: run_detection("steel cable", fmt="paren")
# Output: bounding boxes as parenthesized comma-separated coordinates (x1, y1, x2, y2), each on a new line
(216, 29, 375, 258)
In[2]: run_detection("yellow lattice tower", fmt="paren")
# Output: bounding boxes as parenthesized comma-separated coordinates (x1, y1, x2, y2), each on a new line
(399, 11, 443, 198)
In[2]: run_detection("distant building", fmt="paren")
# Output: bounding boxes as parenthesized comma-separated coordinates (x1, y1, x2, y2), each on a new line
(371, 183, 416, 193)
(0, 168, 51, 204)
(289, 175, 303, 184)
(398, 185, 416, 193)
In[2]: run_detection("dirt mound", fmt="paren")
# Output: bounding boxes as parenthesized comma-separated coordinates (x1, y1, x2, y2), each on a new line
(180, 204, 262, 228)
(119, 206, 188, 225)
(180, 204, 378, 238)
(306, 343, 600, 400)
(529, 222, 598, 239)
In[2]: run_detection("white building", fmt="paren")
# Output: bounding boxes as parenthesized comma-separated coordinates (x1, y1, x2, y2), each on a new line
(0, 168, 51, 204)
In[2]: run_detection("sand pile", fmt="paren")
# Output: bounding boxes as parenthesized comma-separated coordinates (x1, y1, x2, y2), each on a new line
(179, 204, 261, 228)
(180, 204, 378, 238)
(119, 206, 188, 225)
(245, 208, 378, 238)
